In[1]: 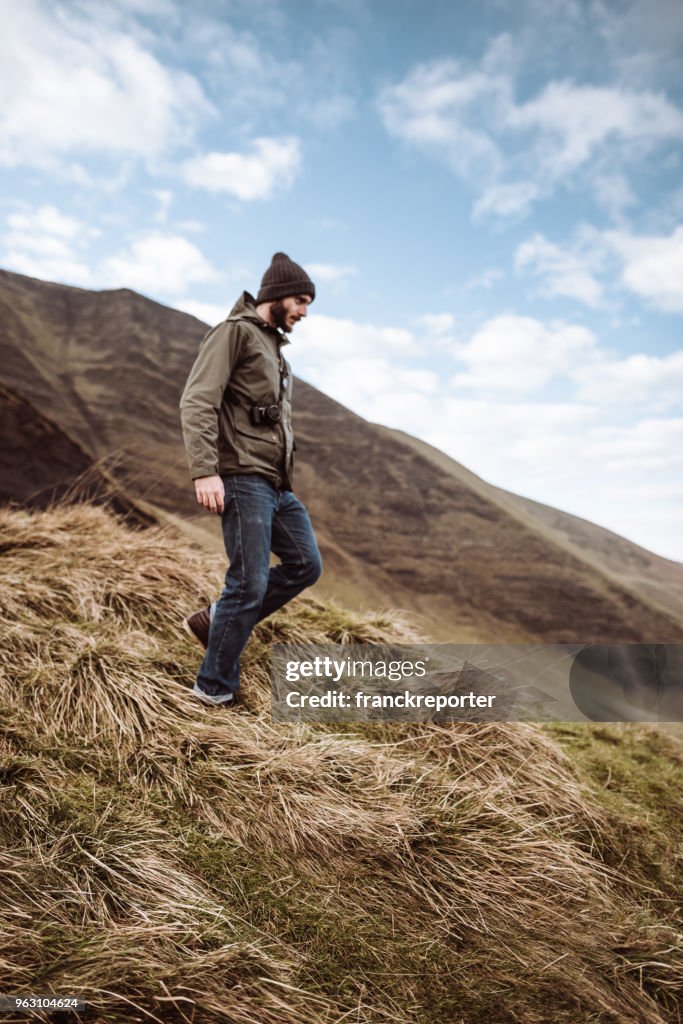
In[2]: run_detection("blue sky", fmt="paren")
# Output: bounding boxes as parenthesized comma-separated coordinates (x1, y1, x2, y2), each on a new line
(1, 0, 682, 559)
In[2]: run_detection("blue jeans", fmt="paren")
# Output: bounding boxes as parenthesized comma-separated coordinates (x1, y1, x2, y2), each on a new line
(195, 474, 322, 698)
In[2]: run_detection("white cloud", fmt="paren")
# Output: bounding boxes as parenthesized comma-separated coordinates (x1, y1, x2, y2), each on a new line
(193, 19, 264, 75)
(185, 16, 357, 130)
(411, 313, 458, 352)
(450, 314, 599, 393)
(508, 80, 683, 177)
(0, 0, 211, 169)
(1, 203, 238, 301)
(172, 299, 228, 326)
(592, 0, 683, 87)
(377, 55, 507, 181)
(300, 355, 438, 413)
(307, 93, 357, 130)
(424, 405, 683, 559)
(591, 174, 636, 221)
(297, 314, 418, 362)
(572, 349, 683, 409)
(7, 205, 88, 240)
(585, 417, 683, 472)
(607, 225, 683, 312)
(103, 233, 219, 294)
(1, 248, 93, 288)
(77, 0, 178, 21)
(181, 138, 301, 201)
(513, 221, 683, 314)
(423, 399, 600, 470)
(1, 204, 98, 286)
(292, 307, 682, 558)
(472, 182, 539, 222)
(296, 323, 683, 556)
(515, 233, 604, 306)
(306, 263, 357, 284)
(153, 189, 173, 224)
(377, 42, 683, 219)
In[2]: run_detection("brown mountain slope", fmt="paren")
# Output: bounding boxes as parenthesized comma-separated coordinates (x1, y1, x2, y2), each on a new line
(0, 266, 680, 643)
(0, 267, 200, 515)
(292, 383, 682, 640)
(384, 426, 683, 630)
(0, 381, 155, 526)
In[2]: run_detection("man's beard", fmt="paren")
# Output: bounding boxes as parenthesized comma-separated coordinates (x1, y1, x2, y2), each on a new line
(269, 299, 292, 333)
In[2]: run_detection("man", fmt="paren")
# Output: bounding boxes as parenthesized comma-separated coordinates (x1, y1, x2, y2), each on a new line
(179, 252, 322, 707)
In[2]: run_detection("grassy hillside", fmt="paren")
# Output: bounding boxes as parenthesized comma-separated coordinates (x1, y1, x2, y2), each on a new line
(0, 501, 681, 1023)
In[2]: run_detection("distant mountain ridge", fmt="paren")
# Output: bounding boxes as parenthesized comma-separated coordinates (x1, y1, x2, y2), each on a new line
(384, 427, 683, 630)
(1, 265, 681, 642)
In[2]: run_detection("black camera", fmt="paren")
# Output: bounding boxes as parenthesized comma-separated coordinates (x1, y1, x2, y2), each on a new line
(250, 404, 281, 425)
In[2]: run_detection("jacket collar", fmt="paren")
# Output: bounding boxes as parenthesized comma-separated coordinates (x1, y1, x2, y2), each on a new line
(228, 290, 291, 346)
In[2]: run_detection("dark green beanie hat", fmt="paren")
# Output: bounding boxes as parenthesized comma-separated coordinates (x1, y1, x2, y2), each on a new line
(256, 252, 315, 304)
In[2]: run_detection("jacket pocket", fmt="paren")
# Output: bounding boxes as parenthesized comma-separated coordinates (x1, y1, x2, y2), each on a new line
(234, 425, 278, 444)
(234, 424, 281, 469)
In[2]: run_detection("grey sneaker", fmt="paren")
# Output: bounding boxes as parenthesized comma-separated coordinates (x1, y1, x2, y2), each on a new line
(184, 605, 212, 648)
(192, 682, 237, 707)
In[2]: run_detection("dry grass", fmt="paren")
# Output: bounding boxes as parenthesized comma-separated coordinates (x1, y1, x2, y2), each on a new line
(0, 501, 681, 1023)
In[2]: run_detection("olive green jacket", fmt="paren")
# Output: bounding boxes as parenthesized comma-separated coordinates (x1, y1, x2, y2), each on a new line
(179, 291, 295, 490)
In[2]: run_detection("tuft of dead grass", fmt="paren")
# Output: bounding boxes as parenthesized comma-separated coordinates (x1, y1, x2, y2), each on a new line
(0, 501, 681, 1023)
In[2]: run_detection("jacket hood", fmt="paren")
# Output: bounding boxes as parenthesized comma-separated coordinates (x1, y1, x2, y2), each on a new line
(227, 291, 290, 344)
(227, 290, 263, 321)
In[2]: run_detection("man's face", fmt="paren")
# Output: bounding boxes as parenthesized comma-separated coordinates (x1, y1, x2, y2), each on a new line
(270, 294, 312, 333)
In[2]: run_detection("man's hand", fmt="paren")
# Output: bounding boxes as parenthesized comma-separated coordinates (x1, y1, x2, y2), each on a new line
(194, 475, 225, 514)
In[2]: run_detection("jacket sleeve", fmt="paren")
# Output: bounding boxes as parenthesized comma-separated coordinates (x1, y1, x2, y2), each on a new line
(179, 320, 243, 480)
